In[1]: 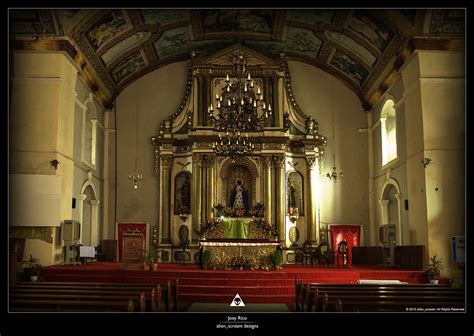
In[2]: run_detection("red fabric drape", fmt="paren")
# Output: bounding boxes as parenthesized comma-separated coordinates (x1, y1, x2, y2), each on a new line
(117, 223, 147, 261)
(330, 225, 360, 265)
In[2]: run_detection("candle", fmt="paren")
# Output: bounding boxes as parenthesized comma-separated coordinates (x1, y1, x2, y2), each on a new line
(226, 74, 229, 81)
(250, 80, 254, 87)
(257, 87, 261, 95)
(216, 94, 219, 99)
(268, 104, 272, 111)
(248, 73, 251, 80)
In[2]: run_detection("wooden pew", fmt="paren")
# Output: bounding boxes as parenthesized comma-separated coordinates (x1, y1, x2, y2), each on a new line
(9, 280, 180, 312)
(296, 282, 464, 312)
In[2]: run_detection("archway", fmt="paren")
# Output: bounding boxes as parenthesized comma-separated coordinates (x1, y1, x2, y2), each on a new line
(380, 179, 403, 245)
(80, 178, 100, 247)
(219, 156, 259, 208)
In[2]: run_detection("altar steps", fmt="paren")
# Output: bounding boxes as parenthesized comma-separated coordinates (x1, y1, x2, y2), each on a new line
(40, 263, 432, 304)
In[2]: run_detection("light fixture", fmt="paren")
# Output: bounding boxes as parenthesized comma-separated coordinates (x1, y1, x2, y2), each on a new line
(326, 78, 343, 182)
(208, 52, 272, 160)
(422, 157, 431, 168)
(50, 159, 59, 170)
(129, 65, 143, 189)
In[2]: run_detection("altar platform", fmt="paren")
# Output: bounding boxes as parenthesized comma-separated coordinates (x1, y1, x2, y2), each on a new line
(39, 262, 436, 304)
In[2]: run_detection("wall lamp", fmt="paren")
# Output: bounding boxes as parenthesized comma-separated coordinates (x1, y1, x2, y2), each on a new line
(422, 157, 431, 168)
(50, 159, 59, 170)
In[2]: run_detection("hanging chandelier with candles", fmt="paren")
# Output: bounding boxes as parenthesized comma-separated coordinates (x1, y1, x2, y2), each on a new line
(326, 78, 343, 182)
(129, 65, 143, 189)
(208, 53, 272, 161)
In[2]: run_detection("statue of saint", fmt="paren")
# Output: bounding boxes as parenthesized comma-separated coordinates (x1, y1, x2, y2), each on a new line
(229, 179, 249, 211)
(288, 182, 297, 209)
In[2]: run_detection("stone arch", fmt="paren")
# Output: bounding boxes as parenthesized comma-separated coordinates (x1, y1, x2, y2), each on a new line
(219, 156, 259, 208)
(80, 175, 100, 247)
(379, 177, 403, 245)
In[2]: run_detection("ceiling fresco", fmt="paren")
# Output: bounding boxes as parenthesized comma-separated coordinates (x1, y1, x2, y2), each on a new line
(8, 9, 465, 106)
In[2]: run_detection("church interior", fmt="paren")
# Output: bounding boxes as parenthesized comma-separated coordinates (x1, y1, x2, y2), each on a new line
(8, 8, 466, 315)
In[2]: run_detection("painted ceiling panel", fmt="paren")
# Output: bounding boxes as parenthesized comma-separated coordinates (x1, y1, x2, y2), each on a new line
(286, 9, 334, 25)
(9, 9, 464, 103)
(347, 11, 393, 52)
(86, 10, 130, 51)
(102, 31, 151, 66)
(142, 9, 188, 25)
(325, 31, 376, 66)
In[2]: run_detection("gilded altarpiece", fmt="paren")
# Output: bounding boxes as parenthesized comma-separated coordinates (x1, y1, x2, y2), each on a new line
(151, 43, 327, 264)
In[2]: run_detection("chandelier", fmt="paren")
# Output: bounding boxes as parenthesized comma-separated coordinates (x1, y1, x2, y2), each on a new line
(326, 78, 343, 182)
(208, 53, 272, 160)
(129, 65, 143, 189)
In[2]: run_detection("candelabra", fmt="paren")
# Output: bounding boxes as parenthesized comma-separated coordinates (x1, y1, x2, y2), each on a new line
(208, 53, 272, 160)
(326, 155, 343, 182)
(129, 167, 143, 190)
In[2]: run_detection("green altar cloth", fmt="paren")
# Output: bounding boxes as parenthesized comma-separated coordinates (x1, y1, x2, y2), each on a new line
(223, 217, 252, 239)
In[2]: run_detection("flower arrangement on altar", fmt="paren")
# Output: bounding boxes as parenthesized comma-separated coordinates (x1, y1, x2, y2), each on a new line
(194, 217, 224, 237)
(252, 218, 278, 238)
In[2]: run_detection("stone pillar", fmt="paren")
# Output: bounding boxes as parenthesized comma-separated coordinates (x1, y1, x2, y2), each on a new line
(161, 155, 173, 244)
(90, 200, 100, 246)
(400, 50, 464, 279)
(306, 156, 317, 241)
(262, 155, 273, 225)
(206, 154, 216, 220)
(395, 193, 403, 245)
(192, 154, 203, 243)
(378, 199, 390, 225)
(274, 155, 286, 244)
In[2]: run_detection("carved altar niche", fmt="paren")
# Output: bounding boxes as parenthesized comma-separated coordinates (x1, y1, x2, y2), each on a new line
(218, 156, 259, 208)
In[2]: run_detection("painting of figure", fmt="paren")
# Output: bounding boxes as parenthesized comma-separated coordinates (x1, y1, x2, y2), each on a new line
(286, 9, 334, 25)
(111, 52, 145, 84)
(87, 10, 128, 50)
(154, 27, 190, 59)
(330, 50, 369, 86)
(202, 9, 273, 33)
(142, 9, 187, 25)
(285, 26, 322, 59)
(348, 12, 393, 51)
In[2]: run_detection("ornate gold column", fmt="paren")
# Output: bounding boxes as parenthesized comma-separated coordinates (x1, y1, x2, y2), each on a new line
(262, 155, 273, 225)
(206, 154, 216, 220)
(274, 155, 286, 243)
(192, 154, 203, 243)
(306, 156, 317, 241)
(161, 155, 174, 244)
(271, 75, 279, 127)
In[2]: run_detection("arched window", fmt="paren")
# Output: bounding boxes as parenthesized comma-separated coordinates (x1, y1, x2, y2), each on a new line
(380, 99, 397, 166)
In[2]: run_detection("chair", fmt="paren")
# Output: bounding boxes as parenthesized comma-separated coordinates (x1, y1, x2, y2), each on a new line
(301, 240, 319, 266)
(317, 242, 333, 267)
(335, 241, 349, 267)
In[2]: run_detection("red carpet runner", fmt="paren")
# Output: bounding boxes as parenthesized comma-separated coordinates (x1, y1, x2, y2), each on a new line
(41, 263, 432, 304)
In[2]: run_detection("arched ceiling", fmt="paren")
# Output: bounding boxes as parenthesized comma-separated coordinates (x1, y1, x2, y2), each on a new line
(9, 8, 465, 108)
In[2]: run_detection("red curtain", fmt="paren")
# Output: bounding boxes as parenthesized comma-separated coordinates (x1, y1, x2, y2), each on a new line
(117, 223, 147, 261)
(330, 225, 360, 265)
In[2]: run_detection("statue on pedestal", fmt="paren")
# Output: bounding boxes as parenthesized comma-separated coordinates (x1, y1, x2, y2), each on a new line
(229, 178, 249, 212)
